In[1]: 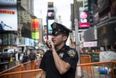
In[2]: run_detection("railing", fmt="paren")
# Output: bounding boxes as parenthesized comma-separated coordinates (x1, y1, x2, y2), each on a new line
(77, 61, 116, 78)
(0, 59, 116, 78)
(0, 60, 42, 78)
(0, 69, 42, 78)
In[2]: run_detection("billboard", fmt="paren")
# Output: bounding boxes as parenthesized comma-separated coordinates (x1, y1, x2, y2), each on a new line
(84, 26, 97, 41)
(31, 18, 40, 40)
(0, 0, 18, 31)
(79, 7, 90, 29)
(83, 41, 97, 47)
(48, 20, 54, 34)
(0, 0, 17, 6)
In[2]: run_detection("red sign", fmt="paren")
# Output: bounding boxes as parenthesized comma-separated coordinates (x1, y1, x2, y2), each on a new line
(79, 22, 90, 28)
(0, 9, 15, 14)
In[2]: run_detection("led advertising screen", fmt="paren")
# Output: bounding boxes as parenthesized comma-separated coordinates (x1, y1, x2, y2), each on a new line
(79, 11, 90, 28)
(0, 0, 18, 31)
(48, 20, 54, 34)
(32, 31, 39, 40)
(79, 7, 90, 29)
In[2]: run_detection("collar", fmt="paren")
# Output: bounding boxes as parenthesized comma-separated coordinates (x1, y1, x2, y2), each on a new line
(57, 44, 69, 54)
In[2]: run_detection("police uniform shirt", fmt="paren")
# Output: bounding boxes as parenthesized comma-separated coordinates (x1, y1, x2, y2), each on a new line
(40, 45, 78, 78)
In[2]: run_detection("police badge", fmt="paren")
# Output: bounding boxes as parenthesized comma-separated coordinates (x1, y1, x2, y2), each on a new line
(67, 49, 76, 58)
(59, 53, 64, 58)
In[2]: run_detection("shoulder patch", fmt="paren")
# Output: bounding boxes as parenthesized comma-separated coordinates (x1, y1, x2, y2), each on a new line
(67, 49, 76, 58)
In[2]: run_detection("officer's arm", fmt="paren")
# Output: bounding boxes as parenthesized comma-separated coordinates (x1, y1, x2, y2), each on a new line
(52, 48, 71, 74)
(47, 40, 71, 74)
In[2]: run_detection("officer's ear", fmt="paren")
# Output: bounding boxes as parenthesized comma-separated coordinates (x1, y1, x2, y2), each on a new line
(62, 34, 68, 41)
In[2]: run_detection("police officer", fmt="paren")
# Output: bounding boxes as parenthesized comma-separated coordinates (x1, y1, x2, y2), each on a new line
(40, 22, 78, 78)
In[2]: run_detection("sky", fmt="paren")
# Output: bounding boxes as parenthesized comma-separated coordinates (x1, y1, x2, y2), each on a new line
(34, 0, 73, 29)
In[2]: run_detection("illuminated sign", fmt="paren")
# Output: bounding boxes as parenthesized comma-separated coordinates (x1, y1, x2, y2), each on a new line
(80, 12, 87, 19)
(0, 0, 18, 31)
(79, 22, 90, 27)
(0, 9, 15, 14)
(32, 19, 39, 31)
(32, 31, 39, 40)
(79, 11, 90, 28)
(48, 20, 54, 34)
(83, 41, 97, 47)
(47, 9, 55, 19)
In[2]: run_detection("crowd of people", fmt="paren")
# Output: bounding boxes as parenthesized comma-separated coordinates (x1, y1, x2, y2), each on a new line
(15, 49, 44, 64)
(0, 48, 44, 71)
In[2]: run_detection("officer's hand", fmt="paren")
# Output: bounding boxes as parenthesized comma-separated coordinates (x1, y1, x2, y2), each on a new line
(46, 40, 55, 50)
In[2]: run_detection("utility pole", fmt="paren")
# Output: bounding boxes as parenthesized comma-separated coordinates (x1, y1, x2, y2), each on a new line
(74, 0, 82, 77)
(73, 0, 80, 61)
(74, 19, 80, 55)
(74, 15, 82, 78)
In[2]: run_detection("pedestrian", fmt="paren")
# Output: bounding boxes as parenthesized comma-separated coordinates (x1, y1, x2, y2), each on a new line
(19, 52, 24, 63)
(15, 50, 20, 65)
(22, 52, 29, 63)
(29, 50, 37, 61)
(39, 22, 79, 78)
(0, 21, 4, 30)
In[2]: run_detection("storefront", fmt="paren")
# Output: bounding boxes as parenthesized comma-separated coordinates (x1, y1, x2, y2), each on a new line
(97, 17, 116, 49)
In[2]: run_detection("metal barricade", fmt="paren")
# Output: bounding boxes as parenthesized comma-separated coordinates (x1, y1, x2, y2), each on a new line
(0, 69, 42, 78)
(0, 61, 42, 78)
(77, 61, 116, 78)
